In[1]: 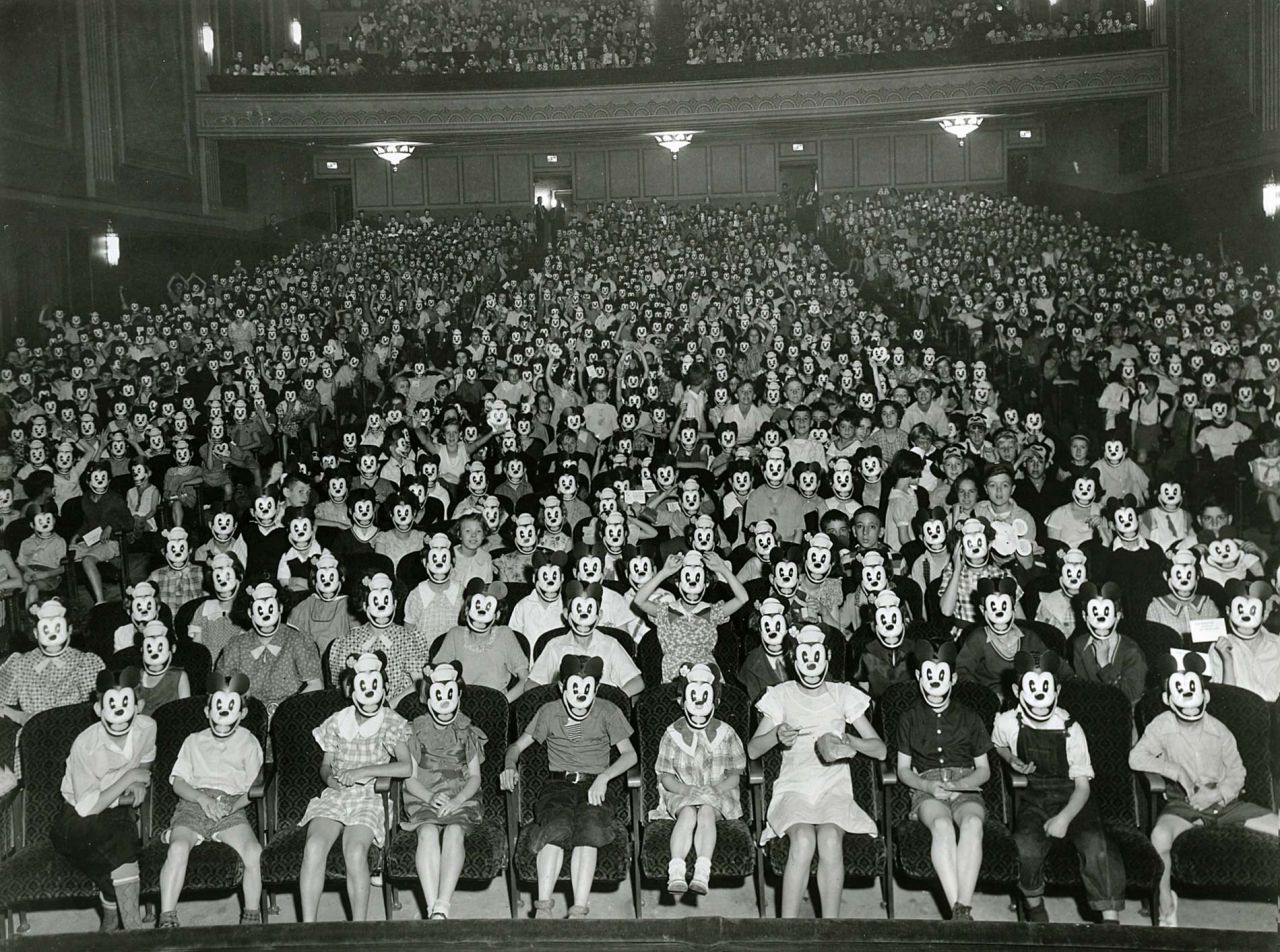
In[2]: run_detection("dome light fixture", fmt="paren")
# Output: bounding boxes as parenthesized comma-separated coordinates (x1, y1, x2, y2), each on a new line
(937, 114, 985, 142)
(372, 142, 416, 170)
(653, 131, 696, 159)
(200, 21, 215, 59)
(290, 18, 303, 48)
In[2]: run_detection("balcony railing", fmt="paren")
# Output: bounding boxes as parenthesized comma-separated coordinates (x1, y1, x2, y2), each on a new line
(206, 30, 1150, 95)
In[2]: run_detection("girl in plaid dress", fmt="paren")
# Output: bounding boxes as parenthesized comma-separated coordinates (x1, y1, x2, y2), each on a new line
(298, 651, 412, 922)
(652, 663, 745, 895)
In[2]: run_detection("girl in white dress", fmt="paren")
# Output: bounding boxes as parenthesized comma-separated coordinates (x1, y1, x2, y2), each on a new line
(747, 624, 886, 918)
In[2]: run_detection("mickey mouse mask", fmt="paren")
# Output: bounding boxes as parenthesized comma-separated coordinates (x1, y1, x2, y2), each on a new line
(32, 599, 71, 657)
(347, 651, 387, 717)
(206, 671, 251, 738)
(791, 624, 829, 688)
(423, 662, 462, 725)
(559, 654, 603, 722)
(679, 662, 721, 731)
(913, 640, 958, 710)
(1156, 652, 1208, 722)
(1013, 650, 1064, 723)
(96, 667, 142, 737)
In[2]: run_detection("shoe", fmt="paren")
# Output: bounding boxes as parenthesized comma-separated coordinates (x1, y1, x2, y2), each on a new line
(99, 901, 119, 933)
(533, 899, 556, 919)
(689, 857, 712, 896)
(430, 900, 451, 920)
(1158, 891, 1178, 928)
(667, 858, 688, 894)
(239, 910, 262, 925)
(951, 902, 973, 922)
(1024, 901, 1049, 923)
(430, 911, 449, 920)
(156, 911, 179, 929)
(370, 873, 383, 887)
(567, 904, 590, 919)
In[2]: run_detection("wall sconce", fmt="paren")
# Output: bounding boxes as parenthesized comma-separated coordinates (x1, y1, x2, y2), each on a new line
(200, 22, 215, 60)
(653, 131, 696, 159)
(290, 18, 302, 48)
(1264, 173, 1280, 220)
(104, 222, 120, 267)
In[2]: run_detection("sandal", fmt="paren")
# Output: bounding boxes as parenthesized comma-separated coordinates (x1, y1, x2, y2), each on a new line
(533, 898, 556, 919)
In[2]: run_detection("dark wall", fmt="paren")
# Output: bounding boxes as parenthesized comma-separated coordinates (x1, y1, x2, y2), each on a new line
(0, 0, 265, 342)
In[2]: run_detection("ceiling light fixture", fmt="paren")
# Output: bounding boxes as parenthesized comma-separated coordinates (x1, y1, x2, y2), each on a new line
(372, 142, 416, 169)
(653, 131, 696, 159)
(1264, 173, 1280, 220)
(937, 114, 985, 142)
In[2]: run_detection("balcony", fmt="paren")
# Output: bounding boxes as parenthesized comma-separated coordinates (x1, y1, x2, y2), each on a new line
(197, 33, 1166, 140)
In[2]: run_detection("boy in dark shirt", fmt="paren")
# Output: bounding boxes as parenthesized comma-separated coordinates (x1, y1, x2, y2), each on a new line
(501, 654, 636, 919)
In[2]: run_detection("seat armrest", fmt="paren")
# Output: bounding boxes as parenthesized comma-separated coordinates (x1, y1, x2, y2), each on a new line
(1010, 773, 1028, 790)
(248, 762, 274, 801)
(374, 776, 393, 795)
(1143, 771, 1167, 795)
(748, 759, 763, 786)
(626, 764, 641, 789)
(878, 762, 898, 786)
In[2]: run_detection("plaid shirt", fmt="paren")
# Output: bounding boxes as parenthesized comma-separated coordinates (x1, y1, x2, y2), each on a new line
(939, 560, 1017, 625)
(1145, 594, 1220, 639)
(148, 564, 208, 617)
(328, 623, 431, 703)
(0, 648, 104, 714)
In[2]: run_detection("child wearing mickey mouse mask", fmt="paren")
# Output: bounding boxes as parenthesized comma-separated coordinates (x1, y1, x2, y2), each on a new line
(51, 667, 156, 931)
(157, 672, 264, 928)
(652, 662, 746, 896)
(299, 651, 413, 922)
(502, 654, 637, 919)
(401, 662, 487, 920)
(747, 624, 886, 919)
(0, 599, 105, 772)
(1130, 654, 1279, 926)
(896, 640, 992, 922)
(993, 650, 1125, 923)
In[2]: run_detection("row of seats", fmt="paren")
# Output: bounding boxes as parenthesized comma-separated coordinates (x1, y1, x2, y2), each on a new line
(0, 675, 1274, 930)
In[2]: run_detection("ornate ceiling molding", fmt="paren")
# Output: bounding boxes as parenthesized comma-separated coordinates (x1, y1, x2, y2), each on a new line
(196, 49, 1168, 139)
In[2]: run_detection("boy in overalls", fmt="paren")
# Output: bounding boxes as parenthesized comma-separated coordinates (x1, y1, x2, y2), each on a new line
(991, 650, 1125, 922)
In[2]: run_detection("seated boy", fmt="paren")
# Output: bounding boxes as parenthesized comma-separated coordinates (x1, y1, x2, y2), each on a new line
(51, 667, 157, 931)
(1129, 653, 1279, 927)
(157, 672, 264, 927)
(500, 654, 637, 919)
(993, 651, 1124, 922)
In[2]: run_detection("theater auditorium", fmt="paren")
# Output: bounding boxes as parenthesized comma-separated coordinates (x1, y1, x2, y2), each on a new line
(0, 1, 1276, 949)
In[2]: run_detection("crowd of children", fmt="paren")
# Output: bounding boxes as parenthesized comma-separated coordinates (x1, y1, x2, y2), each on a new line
(0, 188, 1277, 933)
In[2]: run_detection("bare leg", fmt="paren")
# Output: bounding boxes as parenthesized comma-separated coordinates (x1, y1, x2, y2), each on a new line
(814, 824, 845, 918)
(159, 827, 199, 913)
(218, 825, 263, 913)
(1150, 814, 1193, 914)
(693, 804, 718, 860)
(435, 825, 466, 915)
(415, 824, 442, 913)
(341, 824, 375, 921)
(781, 823, 816, 918)
(569, 845, 597, 910)
(953, 802, 985, 907)
(669, 806, 696, 865)
(917, 800, 960, 907)
(535, 845, 564, 903)
(81, 556, 105, 603)
(299, 818, 342, 922)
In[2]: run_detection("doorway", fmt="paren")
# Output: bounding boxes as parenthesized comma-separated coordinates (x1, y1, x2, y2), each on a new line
(778, 159, 819, 232)
(329, 182, 354, 231)
(533, 172, 572, 246)
(1008, 152, 1032, 199)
